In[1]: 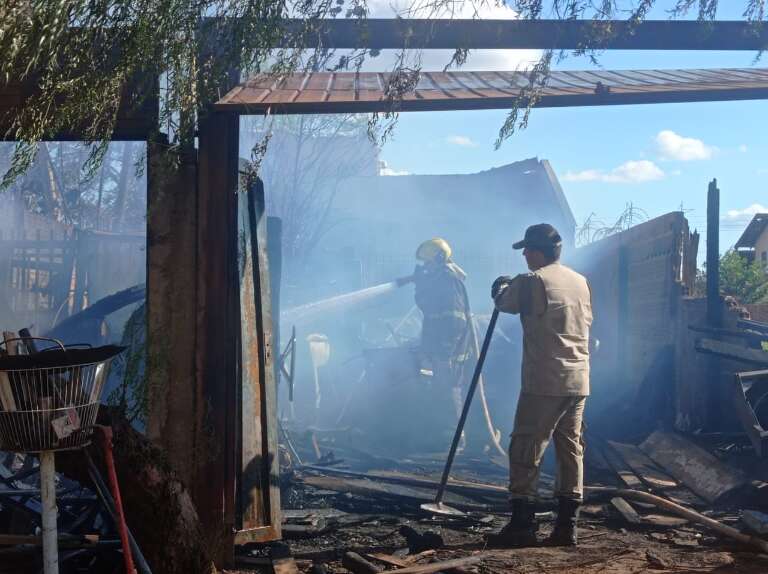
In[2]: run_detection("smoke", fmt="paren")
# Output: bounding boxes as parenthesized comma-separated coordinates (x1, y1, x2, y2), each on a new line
(243, 118, 578, 461)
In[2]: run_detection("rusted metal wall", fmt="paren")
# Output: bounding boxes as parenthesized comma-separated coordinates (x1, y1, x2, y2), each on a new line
(571, 212, 697, 407)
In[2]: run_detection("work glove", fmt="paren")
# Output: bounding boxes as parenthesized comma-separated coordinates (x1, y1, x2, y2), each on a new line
(491, 275, 513, 300)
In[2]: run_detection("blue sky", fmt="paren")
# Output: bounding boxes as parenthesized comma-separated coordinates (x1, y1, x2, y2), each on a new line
(367, 3, 767, 252)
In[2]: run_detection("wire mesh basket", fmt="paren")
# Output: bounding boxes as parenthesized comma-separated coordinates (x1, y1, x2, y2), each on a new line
(0, 339, 124, 452)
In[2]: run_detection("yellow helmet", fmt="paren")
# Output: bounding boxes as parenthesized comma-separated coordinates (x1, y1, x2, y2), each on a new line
(416, 238, 452, 263)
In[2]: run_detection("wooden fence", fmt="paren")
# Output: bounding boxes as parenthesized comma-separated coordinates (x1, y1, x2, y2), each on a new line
(0, 227, 145, 333)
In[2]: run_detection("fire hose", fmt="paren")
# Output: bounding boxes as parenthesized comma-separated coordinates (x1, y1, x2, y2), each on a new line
(398, 273, 506, 459)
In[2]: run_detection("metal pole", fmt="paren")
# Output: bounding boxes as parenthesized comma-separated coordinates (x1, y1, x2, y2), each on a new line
(85, 452, 153, 574)
(434, 308, 499, 506)
(40, 451, 59, 574)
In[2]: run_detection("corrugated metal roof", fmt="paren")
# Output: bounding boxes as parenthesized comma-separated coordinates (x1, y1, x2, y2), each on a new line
(216, 67, 768, 114)
(735, 214, 768, 249)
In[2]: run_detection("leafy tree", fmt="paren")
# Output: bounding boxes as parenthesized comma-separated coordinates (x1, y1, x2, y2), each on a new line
(0, 141, 146, 231)
(1, 0, 765, 183)
(244, 113, 379, 274)
(719, 249, 768, 304)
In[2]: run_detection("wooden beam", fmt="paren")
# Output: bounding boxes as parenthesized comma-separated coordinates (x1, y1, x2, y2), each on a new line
(194, 109, 240, 565)
(145, 144, 199, 485)
(277, 19, 768, 51)
(696, 338, 768, 365)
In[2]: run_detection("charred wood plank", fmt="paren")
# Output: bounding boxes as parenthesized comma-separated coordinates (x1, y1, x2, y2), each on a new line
(384, 555, 484, 574)
(610, 497, 642, 525)
(639, 431, 747, 504)
(342, 552, 384, 574)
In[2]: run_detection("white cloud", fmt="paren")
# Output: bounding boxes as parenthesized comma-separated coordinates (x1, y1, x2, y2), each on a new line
(378, 161, 410, 176)
(563, 160, 665, 184)
(655, 130, 716, 161)
(339, 0, 541, 72)
(446, 135, 478, 147)
(738, 144, 749, 153)
(723, 203, 768, 222)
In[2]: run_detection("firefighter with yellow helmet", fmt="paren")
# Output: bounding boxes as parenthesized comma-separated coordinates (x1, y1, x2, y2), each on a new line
(412, 238, 472, 440)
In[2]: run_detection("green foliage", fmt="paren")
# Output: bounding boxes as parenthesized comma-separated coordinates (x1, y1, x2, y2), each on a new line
(0, 1, 352, 185)
(1, 0, 766, 182)
(494, 0, 767, 144)
(719, 249, 768, 304)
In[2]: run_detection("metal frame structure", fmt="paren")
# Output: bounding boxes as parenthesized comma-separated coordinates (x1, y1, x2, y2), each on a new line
(217, 67, 768, 115)
(277, 19, 768, 51)
(2, 17, 768, 568)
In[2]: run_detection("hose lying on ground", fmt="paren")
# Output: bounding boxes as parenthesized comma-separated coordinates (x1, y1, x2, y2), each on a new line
(586, 486, 768, 554)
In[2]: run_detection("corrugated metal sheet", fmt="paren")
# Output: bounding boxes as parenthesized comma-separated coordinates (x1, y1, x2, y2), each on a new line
(216, 67, 768, 114)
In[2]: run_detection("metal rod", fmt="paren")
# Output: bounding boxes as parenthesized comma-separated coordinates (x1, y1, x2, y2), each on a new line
(96, 427, 136, 574)
(433, 308, 499, 506)
(84, 452, 153, 574)
(289, 326, 296, 402)
(40, 451, 59, 574)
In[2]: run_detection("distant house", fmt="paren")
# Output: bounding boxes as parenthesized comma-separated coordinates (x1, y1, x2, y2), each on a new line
(316, 157, 576, 305)
(735, 213, 768, 268)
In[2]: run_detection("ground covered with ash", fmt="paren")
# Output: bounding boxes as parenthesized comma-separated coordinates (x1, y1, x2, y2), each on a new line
(223, 445, 768, 574)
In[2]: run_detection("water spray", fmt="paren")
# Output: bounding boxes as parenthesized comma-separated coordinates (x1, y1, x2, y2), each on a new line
(281, 275, 415, 323)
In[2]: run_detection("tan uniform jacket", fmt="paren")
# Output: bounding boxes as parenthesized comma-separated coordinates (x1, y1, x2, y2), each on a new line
(495, 262, 592, 396)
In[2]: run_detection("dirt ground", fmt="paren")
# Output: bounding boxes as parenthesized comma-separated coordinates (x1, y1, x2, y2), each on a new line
(223, 467, 768, 574)
(225, 519, 768, 573)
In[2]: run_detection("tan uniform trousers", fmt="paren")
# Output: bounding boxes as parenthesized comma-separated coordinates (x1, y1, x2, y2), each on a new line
(508, 392, 586, 501)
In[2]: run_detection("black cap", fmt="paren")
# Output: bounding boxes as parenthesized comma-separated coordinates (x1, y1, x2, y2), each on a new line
(513, 223, 562, 250)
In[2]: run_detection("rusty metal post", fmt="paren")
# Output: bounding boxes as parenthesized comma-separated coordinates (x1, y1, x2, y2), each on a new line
(234, 178, 282, 543)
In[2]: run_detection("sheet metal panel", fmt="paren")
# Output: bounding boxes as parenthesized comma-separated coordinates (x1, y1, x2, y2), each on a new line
(235, 178, 281, 543)
(217, 67, 768, 114)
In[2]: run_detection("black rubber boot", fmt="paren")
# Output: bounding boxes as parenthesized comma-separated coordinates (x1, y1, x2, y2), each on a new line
(545, 497, 581, 547)
(486, 499, 538, 548)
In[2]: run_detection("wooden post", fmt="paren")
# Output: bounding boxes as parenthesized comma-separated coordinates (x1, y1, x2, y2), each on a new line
(706, 179, 721, 327)
(194, 110, 241, 564)
(706, 178, 722, 430)
(146, 143, 199, 485)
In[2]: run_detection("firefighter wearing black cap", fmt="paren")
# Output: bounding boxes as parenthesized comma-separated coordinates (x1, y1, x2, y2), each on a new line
(487, 223, 593, 548)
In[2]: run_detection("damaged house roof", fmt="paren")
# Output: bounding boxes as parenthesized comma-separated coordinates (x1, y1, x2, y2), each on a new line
(735, 213, 768, 250)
